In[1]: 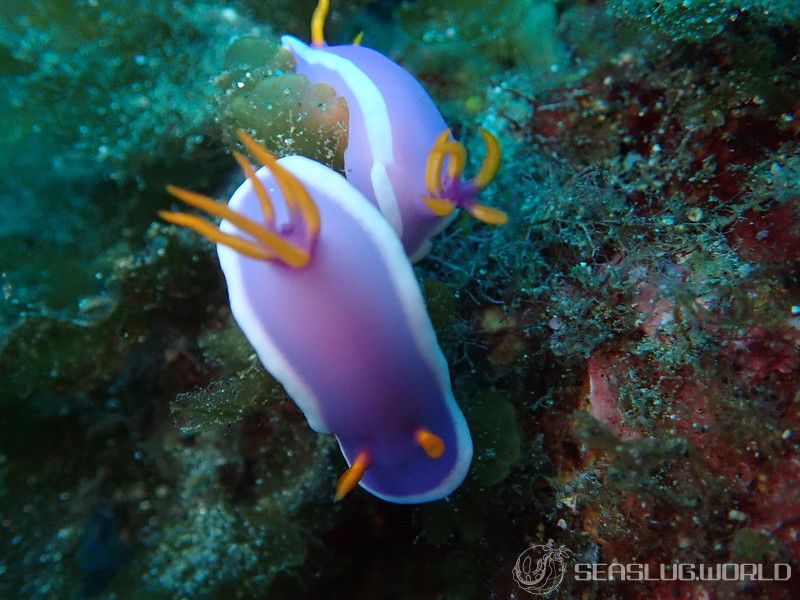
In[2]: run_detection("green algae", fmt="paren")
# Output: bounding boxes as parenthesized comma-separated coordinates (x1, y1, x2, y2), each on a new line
(139, 434, 323, 599)
(730, 528, 782, 563)
(423, 279, 457, 332)
(221, 72, 349, 170)
(197, 324, 256, 373)
(0, 226, 215, 398)
(0, 0, 252, 181)
(398, 0, 565, 76)
(215, 35, 350, 170)
(171, 361, 288, 436)
(462, 392, 521, 488)
(0, 0, 256, 339)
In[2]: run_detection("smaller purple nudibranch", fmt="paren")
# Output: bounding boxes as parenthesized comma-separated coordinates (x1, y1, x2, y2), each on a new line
(160, 131, 472, 503)
(282, 0, 508, 261)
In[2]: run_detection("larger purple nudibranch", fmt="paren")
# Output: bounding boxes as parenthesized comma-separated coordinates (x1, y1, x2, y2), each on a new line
(282, 0, 508, 261)
(159, 131, 472, 503)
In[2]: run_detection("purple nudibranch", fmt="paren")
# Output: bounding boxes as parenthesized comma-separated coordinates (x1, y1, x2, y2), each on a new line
(282, 0, 508, 261)
(160, 132, 472, 503)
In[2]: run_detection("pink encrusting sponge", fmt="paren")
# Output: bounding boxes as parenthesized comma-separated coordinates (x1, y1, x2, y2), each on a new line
(282, 0, 508, 261)
(160, 131, 472, 503)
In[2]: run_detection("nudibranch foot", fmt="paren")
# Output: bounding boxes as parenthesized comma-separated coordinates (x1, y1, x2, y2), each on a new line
(160, 131, 320, 269)
(424, 128, 508, 227)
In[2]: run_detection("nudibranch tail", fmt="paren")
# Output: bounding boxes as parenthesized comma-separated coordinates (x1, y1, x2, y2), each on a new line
(160, 131, 321, 269)
(423, 128, 509, 226)
(335, 450, 370, 501)
(311, 0, 330, 48)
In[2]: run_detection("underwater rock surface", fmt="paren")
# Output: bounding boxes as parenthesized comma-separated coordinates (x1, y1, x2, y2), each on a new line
(1, 0, 799, 598)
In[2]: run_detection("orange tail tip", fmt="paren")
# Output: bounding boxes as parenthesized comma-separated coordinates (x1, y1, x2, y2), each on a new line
(415, 429, 445, 459)
(334, 450, 371, 501)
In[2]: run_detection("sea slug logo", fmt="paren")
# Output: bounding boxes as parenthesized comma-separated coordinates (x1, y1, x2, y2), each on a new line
(512, 544, 571, 595)
(511, 543, 791, 594)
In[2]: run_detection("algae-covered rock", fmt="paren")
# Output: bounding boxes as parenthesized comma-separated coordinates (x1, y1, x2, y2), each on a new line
(609, 0, 800, 42)
(397, 0, 566, 100)
(0, 0, 258, 340)
(216, 33, 349, 170)
(730, 528, 782, 563)
(221, 72, 349, 170)
(462, 392, 522, 488)
(139, 431, 329, 600)
(0, 225, 217, 396)
(0, 0, 255, 181)
(171, 361, 288, 436)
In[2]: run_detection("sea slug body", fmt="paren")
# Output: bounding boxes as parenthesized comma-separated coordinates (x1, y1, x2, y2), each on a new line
(160, 132, 472, 503)
(282, 0, 508, 261)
